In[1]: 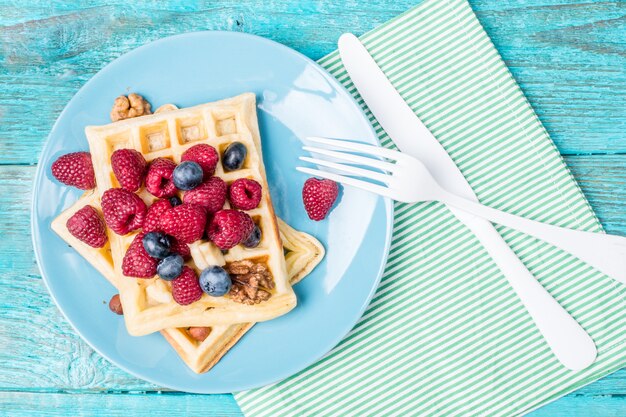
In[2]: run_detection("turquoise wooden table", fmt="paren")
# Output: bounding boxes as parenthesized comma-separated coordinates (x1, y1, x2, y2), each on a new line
(1, 0, 624, 415)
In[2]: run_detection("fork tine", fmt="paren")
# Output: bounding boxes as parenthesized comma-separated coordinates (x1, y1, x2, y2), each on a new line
(296, 167, 396, 199)
(302, 146, 396, 172)
(299, 156, 392, 184)
(306, 136, 401, 160)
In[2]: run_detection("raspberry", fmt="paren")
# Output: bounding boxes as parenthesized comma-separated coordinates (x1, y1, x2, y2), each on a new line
(159, 203, 207, 243)
(302, 178, 339, 221)
(229, 178, 262, 210)
(182, 176, 227, 214)
(181, 144, 219, 179)
(66, 205, 107, 248)
(142, 200, 190, 258)
(111, 149, 147, 192)
(206, 209, 254, 250)
(122, 232, 157, 278)
(51, 152, 96, 190)
(101, 188, 147, 235)
(172, 266, 203, 305)
(142, 199, 172, 233)
(169, 237, 191, 260)
(145, 158, 177, 198)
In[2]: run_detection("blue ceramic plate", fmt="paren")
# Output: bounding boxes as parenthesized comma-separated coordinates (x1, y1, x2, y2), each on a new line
(32, 32, 393, 393)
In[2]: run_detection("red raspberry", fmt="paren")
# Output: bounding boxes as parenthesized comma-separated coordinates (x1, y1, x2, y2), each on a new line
(145, 158, 177, 198)
(206, 209, 254, 250)
(122, 232, 157, 278)
(181, 144, 218, 179)
(111, 149, 147, 192)
(142, 199, 172, 233)
(159, 203, 207, 243)
(172, 266, 203, 305)
(183, 176, 227, 214)
(302, 178, 339, 221)
(229, 178, 262, 210)
(66, 205, 107, 248)
(51, 152, 96, 190)
(101, 188, 147, 235)
(169, 237, 191, 260)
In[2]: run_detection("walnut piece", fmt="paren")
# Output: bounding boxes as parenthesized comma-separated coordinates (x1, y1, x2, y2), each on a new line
(228, 260, 274, 305)
(226, 259, 254, 275)
(188, 326, 211, 342)
(110, 93, 152, 122)
(108, 294, 123, 315)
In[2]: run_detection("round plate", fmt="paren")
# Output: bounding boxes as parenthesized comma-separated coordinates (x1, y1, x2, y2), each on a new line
(32, 32, 393, 394)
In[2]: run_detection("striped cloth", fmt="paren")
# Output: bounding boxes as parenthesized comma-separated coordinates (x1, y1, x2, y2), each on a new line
(235, 0, 626, 415)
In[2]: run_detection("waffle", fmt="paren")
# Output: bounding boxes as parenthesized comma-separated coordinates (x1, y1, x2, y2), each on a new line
(51, 191, 325, 373)
(85, 93, 296, 335)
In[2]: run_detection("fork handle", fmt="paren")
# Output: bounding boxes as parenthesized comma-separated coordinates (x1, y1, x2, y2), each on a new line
(440, 190, 626, 284)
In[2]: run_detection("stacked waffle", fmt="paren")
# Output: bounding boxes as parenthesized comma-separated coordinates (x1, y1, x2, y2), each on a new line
(51, 93, 324, 372)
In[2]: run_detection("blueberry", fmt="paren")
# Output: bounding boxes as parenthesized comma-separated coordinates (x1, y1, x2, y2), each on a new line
(169, 196, 182, 207)
(199, 266, 232, 297)
(142, 231, 171, 259)
(242, 224, 261, 248)
(222, 142, 247, 171)
(173, 161, 203, 190)
(157, 254, 184, 280)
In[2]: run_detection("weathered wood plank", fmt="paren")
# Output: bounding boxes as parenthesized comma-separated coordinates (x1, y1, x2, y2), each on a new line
(0, 0, 624, 164)
(1, 155, 624, 393)
(0, 1, 624, 414)
(1, 391, 625, 417)
(0, 392, 241, 417)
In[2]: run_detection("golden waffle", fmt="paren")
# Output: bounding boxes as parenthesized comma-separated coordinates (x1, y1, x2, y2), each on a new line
(51, 191, 325, 373)
(85, 93, 296, 335)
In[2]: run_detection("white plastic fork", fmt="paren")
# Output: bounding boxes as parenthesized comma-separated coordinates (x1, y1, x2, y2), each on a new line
(297, 136, 626, 285)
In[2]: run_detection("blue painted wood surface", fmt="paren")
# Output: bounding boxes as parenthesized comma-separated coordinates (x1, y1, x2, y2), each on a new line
(0, 0, 624, 415)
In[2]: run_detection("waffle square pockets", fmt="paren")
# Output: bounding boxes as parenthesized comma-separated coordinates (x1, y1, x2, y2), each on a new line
(52, 192, 324, 373)
(85, 93, 297, 336)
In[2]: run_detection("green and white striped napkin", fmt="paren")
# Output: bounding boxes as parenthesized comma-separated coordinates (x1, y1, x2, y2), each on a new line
(235, 0, 626, 415)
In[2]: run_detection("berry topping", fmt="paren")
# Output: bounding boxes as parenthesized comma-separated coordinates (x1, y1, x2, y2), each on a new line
(66, 205, 108, 248)
(172, 266, 203, 305)
(111, 149, 147, 192)
(109, 294, 123, 315)
(142, 199, 172, 233)
(145, 158, 177, 198)
(122, 232, 157, 278)
(229, 178, 262, 210)
(242, 224, 262, 248)
(173, 161, 203, 191)
(159, 203, 207, 243)
(181, 144, 219, 179)
(142, 231, 171, 259)
(199, 266, 232, 297)
(302, 178, 339, 221)
(169, 237, 191, 260)
(222, 142, 247, 171)
(182, 176, 227, 214)
(157, 253, 184, 281)
(188, 327, 210, 341)
(101, 188, 147, 235)
(169, 196, 182, 207)
(206, 209, 254, 250)
(51, 152, 96, 190)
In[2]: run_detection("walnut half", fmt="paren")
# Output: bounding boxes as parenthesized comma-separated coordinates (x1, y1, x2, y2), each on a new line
(110, 93, 152, 122)
(227, 260, 274, 305)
